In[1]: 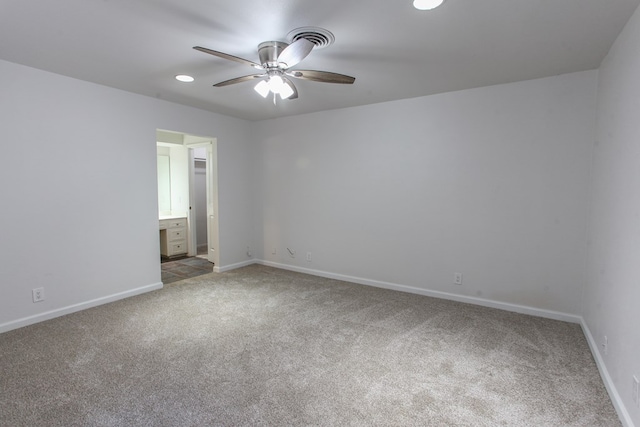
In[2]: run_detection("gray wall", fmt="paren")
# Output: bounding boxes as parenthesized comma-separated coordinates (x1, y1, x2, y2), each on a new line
(0, 59, 256, 330)
(585, 4, 640, 426)
(253, 71, 597, 316)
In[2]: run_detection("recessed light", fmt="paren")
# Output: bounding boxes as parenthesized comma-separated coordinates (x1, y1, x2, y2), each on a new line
(413, 0, 445, 10)
(175, 74, 194, 83)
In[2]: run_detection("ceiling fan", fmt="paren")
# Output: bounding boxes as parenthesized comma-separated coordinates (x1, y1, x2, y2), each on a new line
(193, 36, 355, 101)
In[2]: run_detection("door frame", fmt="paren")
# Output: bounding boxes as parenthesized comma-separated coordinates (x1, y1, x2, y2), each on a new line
(185, 137, 219, 267)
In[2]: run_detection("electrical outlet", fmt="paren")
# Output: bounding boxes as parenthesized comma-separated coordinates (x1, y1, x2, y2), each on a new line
(602, 336, 608, 355)
(32, 287, 45, 303)
(306, 252, 312, 262)
(246, 246, 252, 258)
(633, 375, 639, 408)
(454, 273, 463, 285)
(271, 247, 277, 255)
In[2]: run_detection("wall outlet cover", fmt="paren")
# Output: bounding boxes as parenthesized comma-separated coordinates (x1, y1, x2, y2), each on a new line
(454, 273, 463, 285)
(32, 287, 45, 303)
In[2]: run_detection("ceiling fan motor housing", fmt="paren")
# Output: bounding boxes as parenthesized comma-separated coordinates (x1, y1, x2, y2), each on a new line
(258, 41, 288, 68)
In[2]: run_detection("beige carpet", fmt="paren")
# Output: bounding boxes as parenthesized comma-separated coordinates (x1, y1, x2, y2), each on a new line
(0, 265, 620, 426)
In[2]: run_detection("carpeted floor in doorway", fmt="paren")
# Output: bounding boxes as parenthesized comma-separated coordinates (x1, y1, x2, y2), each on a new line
(0, 265, 620, 426)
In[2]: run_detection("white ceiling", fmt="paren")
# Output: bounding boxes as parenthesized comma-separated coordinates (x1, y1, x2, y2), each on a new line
(1, 0, 638, 121)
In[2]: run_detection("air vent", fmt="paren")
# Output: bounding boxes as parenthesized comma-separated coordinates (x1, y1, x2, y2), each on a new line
(286, 27, 335, 49)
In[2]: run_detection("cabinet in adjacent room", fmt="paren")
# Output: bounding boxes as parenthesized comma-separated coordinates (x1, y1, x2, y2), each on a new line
(159, 217, 187, 258)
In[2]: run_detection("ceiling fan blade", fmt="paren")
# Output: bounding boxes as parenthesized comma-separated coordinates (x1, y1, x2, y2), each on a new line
(286, 70, 355, 84)
(282, 77, 298, 100)
(193, 46, 263, 69)
(276, 38, 314, 69)
(213, 74, 265, 87)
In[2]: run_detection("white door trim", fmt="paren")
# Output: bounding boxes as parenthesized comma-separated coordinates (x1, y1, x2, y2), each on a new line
(185, 137, 219, 266)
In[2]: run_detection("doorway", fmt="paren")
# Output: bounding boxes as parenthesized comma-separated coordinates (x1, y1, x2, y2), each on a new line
(192, 148, 208, 258)
(156, 130, 219, 270)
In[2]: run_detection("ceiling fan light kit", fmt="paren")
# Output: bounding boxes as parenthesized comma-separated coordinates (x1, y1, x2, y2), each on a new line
(254, 75, 295, 99)
(193, 27, 354, 102)
(413, 0, 446, 10)
(254, 80, 270, 98)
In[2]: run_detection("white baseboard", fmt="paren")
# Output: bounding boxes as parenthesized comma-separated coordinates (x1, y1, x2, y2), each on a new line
(214, 259, 256, 273)
(257, 260, 581, 323)
(581, 319, 635, 427)
(0, 282, 163, 334)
